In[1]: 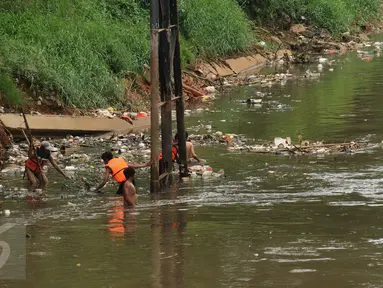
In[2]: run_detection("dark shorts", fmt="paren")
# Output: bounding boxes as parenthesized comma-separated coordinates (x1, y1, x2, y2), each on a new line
(34, 172, 41, 179)
(25, 166, 41, 180)
(159, 159, 165, 175)
(116, 181, 126, 195)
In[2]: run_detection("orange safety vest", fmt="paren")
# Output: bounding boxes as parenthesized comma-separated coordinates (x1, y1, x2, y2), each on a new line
(105, 158, 129, 183)
(25, 147, 49, 173)
(159, 146, 178, 161)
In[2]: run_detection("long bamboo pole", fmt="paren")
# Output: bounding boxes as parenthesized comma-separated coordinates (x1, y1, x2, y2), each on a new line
(21, 108, 42, 173)
(170, 0, 187, 177)
(159, 0, 173, 187)
(150, 0, 160, 193)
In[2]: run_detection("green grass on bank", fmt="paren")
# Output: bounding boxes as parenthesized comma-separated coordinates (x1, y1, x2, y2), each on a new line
(0, 0, 149, 108)
(0, 73, 23, 107)
(0, 0, 253, 109)
(180, 0, 253, 57)
(238, 0, 381, 35)
(0, 0, 380, 109)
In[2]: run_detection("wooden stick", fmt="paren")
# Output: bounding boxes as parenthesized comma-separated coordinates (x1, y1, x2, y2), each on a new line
(183, 70, 216, 86)
(183, 83, 204, 97)
(158, 96, 181, 107)
(21, 109, 42, 173)
(21, 129, 30, 146)
(295, 142, 362, 149)
(159, 172, 170, 181)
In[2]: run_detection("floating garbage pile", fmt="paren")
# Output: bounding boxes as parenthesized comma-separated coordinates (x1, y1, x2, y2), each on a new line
(52, 132, 151, 150)
(2, 142, 30, 174)
(53, 133, 152, 174)
(225, 73, 296, 88)
(1, 132, 153, 175)
(188, 131, 251, 147)
(5, 130, 380, 176)
(224, 55, 334, 88)
(1, 130, 234, 180)
(355, 41, 382, 62)
(178, 165, 225, 180)
(227, 136, 381, 156)
(224, 40, 382, 89)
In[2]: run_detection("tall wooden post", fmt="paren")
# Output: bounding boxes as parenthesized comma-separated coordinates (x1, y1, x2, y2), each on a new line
(150, 0, 160, 193)
(170, 0, 187, 176)
(159, 0, 173, 186)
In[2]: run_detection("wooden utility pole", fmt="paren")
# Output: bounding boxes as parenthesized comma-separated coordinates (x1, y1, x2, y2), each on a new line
(170, 0, 187, 176)
(151, 0, 187, 190)
(159, 0, 173, 186)
(150, 0, 160, 193)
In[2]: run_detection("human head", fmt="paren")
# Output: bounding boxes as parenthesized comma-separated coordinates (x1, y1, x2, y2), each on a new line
(101, 151, 114, 164)
(174, 131, 189, 142)
(124, 167, 136, 181)
(40, 141, 54, 152)
(37, 141, 53, 159)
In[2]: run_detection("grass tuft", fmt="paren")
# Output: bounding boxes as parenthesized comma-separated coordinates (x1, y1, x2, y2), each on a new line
(0, 73, 24, 107)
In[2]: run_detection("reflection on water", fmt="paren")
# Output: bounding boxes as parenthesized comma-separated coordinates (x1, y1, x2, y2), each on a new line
(107, 200, 137, 240)
(151, 204, 188, 288)
(2, 35, 383, 287)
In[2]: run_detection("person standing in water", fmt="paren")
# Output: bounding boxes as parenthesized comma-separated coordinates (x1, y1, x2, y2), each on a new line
(94, 151, 151, 194)
(122, 167, 137, 207)
(25, 141, 70, 190)
(175, 131, 204, 164)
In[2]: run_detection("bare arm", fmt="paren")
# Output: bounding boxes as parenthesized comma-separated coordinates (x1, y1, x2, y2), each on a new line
(129, 159, 153, 169)
(49, 156, 70, 179)
(190, 144, 203, 163)
(95, 168, 111, 192)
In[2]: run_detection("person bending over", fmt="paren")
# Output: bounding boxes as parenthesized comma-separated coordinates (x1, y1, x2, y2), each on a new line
(25, 141, 70, 190)
(94, 151, 151, 194)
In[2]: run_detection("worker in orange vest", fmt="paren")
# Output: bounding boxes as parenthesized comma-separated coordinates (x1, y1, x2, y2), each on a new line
(158, 140, 179, 175)
(94, 151, 152, 194)
(25, 141, 70, 190)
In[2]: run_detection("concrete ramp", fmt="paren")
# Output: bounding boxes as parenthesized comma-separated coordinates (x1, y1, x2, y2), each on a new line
(0, 114, 150, 137)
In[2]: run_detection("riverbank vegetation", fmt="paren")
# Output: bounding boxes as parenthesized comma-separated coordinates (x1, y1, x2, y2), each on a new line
(239, 0, 381, 35)
(0, 0, 381, 109)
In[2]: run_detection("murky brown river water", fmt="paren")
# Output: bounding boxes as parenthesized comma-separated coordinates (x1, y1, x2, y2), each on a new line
(2, 36, 383, 287)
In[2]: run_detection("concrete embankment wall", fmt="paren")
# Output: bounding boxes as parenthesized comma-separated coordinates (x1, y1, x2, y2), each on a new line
(201, 50, 292, 77)
(0, 114, 151, 138)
